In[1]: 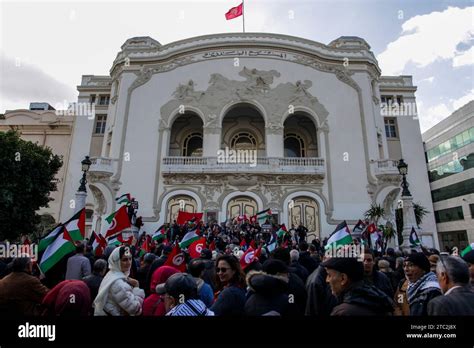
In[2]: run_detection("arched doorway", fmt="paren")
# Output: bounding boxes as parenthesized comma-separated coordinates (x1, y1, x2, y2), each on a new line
(288, 196, 320, 237)
(167, 195, 198, 223)
(227, 196, 258, 220)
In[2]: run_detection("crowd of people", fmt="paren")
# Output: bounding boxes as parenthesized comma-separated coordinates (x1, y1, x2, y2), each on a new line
(0, 219, 474, 317)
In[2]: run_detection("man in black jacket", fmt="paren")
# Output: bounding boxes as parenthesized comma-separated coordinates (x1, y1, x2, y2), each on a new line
(305, 262, 337, 316)
(322, 257, 394, 316)
(428, 255, 474, 315)
(362, 249, 393, 298)
(298, 241, 319, 274)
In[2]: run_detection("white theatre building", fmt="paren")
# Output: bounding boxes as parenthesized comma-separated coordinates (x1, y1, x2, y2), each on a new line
(58, 33, 438, 248)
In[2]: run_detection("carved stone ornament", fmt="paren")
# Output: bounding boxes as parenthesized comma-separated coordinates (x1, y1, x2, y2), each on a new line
(160, 66, 330, 128)
(162, 173, 324, 185)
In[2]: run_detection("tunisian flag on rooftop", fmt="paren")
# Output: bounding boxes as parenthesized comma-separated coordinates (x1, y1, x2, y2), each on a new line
(225, 3, 243, 20)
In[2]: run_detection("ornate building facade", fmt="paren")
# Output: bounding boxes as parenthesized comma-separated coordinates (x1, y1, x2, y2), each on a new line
(58, 33, 438, 248)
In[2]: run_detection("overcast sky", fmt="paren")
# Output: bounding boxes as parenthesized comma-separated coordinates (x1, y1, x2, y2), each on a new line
(0, 0, 472, 132)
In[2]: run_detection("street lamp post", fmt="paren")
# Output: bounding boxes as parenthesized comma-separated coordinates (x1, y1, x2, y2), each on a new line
(75, 156, 91, 213)
(397, 158, 418, 252)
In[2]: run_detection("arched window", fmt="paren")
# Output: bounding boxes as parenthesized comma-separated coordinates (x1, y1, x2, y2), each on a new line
(284, 133, 305, 157)
(230, 132, 257, 151)
(183, 133, 203, 157)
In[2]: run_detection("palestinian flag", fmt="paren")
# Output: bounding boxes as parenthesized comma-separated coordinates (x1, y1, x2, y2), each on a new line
(251, 209, 272, 224)
(38, 210, 85, 273)
(90, 231, 107, 257)
(152, 225, 167, 242)
(63, 208, 86, 243)
(409, 227, 421, 246)
(189, 237, 206, 259)
(38, 224, 64, 253)
(108, 233, 133, 246)
(139, 235, 152, 257)
(461, 243, 474, 257)
(277, 224, 288, 238)
(105, 205, 131, 238)
(164, 243, 186, 272)
(325, 221, 353, 250)
(179, 228, 200, 248)
(39, 230, 75, 274)
(115, 193, 131, 205)
(352, 220, 366, 238)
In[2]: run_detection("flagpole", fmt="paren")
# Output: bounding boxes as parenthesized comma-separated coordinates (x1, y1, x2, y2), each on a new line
(242, 0, 245, 33)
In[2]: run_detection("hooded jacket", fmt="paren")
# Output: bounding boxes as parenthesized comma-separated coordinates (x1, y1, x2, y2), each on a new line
(93, 248, 145, 316)
(331, 281, 394, 316)
(142, 266, 178, 316)
(245, 271, 298, 316)
(41, 280, 91, 316)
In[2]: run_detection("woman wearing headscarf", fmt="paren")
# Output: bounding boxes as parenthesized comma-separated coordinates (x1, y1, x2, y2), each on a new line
(41, 280, 91, 316)
(94, 246, 145, 316)
(142, 266, 179, 316)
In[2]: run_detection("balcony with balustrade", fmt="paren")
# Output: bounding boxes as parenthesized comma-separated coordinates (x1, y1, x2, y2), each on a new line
(88, 157, 117, 177)
(161, 156, 325, 176)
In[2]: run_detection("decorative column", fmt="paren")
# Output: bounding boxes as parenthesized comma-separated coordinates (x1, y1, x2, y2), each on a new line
(203, 126, 222, 157)
(265, 122, 284, 157)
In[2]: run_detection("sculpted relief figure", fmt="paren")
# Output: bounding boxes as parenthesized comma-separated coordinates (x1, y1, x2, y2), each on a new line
(172, 79, 204, 101)
(239, 66, 280, 89)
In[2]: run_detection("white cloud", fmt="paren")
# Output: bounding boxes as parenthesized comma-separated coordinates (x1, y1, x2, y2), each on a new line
(419, 89, 474, 132)
(0, 53, 77, 112)
(418, 76, 435, 83)
(452, 88, 474, 110)
(453, 46, 474, 67)
(377, 6, 473, 75)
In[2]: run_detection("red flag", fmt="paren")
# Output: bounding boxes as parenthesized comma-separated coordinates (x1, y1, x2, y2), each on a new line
(240, 247, 257, 270)
(164, 243, 187, 272)
(189, 237, 206, 259)
(281, 240, 289, 248)
(208, 240, 216, 251)
(250, 240, 256, 249)
(176, 211, 203, 225)
(225, 3, 243, 20)
(105, 206, 131, 238)
(254, 245, 262, 259)
(240, 239, 247, 247)
(118, 234, 134, 245)
(367, 223, 377, 234)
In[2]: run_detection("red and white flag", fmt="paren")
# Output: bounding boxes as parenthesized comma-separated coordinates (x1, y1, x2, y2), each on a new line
(240, 247, 257, 270)
(189, 237, 206, 259)
(164, 243, 187, 272)
(225, 3, 243, 20)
